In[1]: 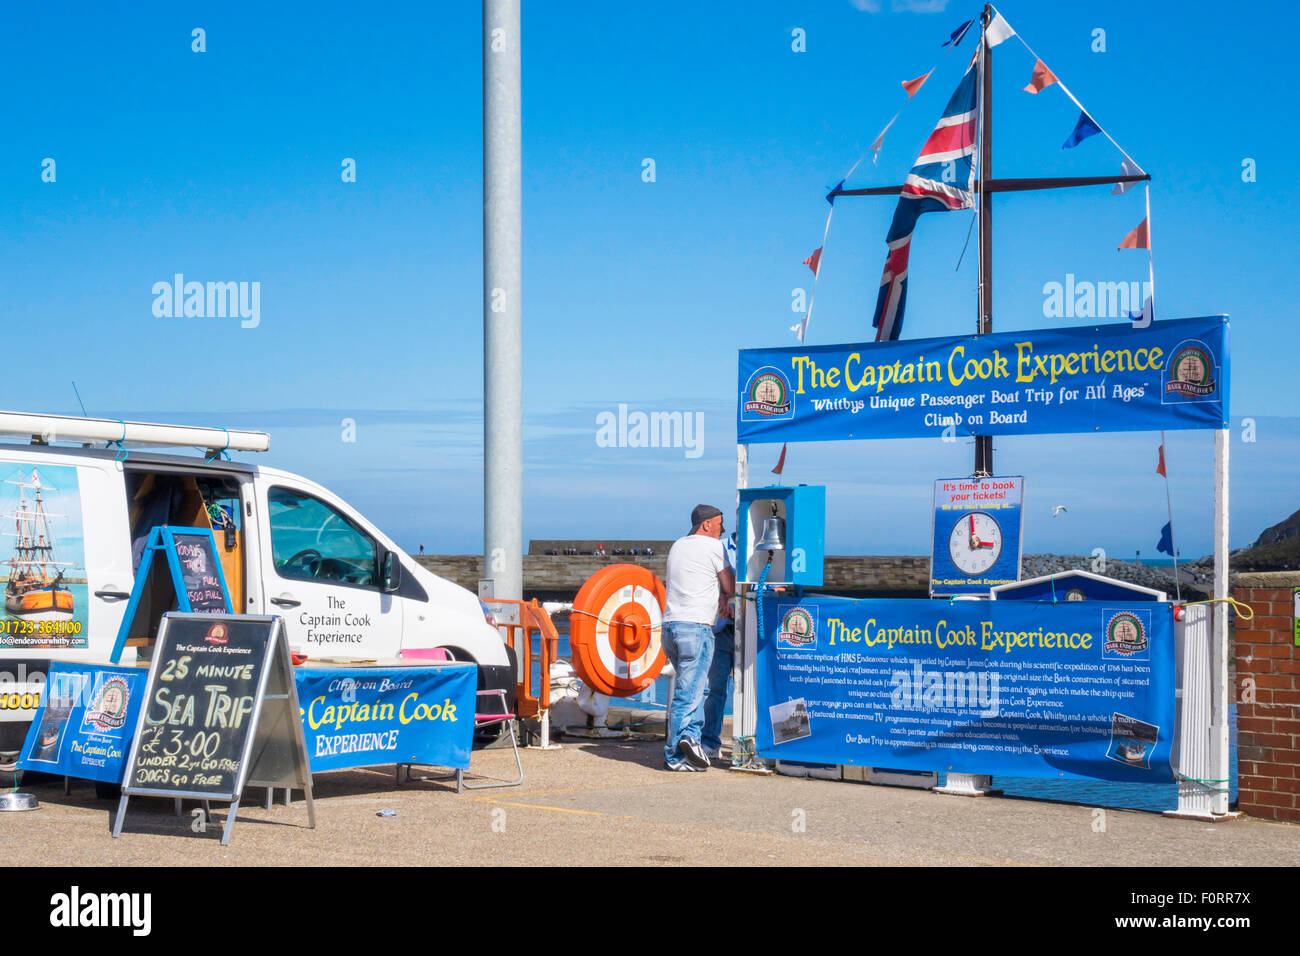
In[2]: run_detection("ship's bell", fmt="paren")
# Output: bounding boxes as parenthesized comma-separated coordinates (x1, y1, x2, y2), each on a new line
(755, 515, 786, 552)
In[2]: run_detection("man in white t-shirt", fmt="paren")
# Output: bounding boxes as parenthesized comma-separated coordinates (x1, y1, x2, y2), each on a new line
(662, 504, 735, 771)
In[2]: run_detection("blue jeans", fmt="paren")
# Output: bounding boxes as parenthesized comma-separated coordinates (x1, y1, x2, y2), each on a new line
(702, 620, 733, 754)
(661, 621, 714, 767)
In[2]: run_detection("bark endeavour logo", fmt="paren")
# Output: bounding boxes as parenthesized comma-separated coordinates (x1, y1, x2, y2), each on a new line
(1162, 338, 1218, 403)
(742, 367, 794, 420)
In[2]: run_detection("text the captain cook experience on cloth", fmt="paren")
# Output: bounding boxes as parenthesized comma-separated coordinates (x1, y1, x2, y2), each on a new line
(757, 596, 1175, 781)
(738, 315, 1228, 443)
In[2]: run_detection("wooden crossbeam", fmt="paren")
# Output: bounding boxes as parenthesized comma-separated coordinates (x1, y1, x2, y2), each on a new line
(827, 173, 1150, 201)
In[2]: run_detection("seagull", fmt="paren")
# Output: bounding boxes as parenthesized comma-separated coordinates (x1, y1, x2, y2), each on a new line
(1051, 505, 1068, 517)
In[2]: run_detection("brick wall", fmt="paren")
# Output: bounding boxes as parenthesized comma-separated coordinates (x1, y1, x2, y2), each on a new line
(1233, 572, 1300, 823)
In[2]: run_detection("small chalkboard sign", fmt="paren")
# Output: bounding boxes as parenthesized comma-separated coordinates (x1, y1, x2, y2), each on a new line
(113, 613, 315, 845)
(170, 530, 228, 613)
(110, 526, 233, 663)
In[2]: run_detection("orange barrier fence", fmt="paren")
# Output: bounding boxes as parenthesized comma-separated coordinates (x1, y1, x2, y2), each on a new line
(482, 598, 559, 719)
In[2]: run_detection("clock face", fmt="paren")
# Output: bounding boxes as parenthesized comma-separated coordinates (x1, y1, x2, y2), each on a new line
(948, 512, 1003, 575)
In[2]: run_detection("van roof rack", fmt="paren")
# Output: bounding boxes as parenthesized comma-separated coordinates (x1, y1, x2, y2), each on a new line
(0, 411, 269, 454)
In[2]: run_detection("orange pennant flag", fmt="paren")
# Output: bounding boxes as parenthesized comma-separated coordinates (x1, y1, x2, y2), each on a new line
(803, 247, 822, 276)
(901, 70, 932, 99)
(1156, 443, 1166, 477)
(772, 443, 788, 476)
(1022, 59, 1058, 94)
(1119, 217, 1150, 250)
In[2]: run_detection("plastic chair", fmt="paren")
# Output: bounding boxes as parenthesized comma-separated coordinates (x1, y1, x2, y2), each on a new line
(395, 648, 524, 792)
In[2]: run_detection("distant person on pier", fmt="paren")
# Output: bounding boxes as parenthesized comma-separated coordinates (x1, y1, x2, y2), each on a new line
(662, 504, 735, 772)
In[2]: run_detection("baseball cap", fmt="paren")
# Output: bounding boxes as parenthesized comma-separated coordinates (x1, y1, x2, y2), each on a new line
(690, 503, 723, 531)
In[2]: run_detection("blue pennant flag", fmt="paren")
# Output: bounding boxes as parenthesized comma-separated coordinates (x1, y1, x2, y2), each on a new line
(943, 19, 973, 46)
(1062, 110, 1102, 149)
(1157, 521, 1174, 557)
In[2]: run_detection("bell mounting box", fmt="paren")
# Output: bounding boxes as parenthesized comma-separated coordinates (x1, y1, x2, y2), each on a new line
(738, 485, 825, 586)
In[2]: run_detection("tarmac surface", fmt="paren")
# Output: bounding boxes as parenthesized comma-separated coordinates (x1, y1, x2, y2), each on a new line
(4, 717, 1298, 866)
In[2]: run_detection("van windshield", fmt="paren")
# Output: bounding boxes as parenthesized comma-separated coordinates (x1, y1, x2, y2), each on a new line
(268, 487, 377, 588)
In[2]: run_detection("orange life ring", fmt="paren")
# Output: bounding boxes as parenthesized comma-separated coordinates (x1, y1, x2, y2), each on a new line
(569, 564, 667, 698)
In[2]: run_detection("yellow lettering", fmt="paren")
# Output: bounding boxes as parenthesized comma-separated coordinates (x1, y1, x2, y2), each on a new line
(948, 345, 966, 386)
(791, 356, 811, 394)
(307, 695, 327, 730)
(1015, 342, 1034, 382)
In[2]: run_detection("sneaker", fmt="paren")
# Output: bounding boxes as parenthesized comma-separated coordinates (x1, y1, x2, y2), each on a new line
(665, 760, 705, 772)
(677, 737, 710, 770)
(703, 746, 721, 760)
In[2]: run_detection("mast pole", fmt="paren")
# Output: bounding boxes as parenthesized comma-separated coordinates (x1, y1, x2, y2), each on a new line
(974, 3, 994, 477)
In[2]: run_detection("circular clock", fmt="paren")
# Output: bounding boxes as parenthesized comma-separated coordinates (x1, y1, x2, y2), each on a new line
(948, 511, 1003, 575)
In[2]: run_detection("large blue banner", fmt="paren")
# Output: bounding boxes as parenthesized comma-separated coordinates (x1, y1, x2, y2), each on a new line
(295, 664, 477, 772)
(757, 595, 1175, 781)
(17, 663, 147, 783)
(738, 315, 1228, 443)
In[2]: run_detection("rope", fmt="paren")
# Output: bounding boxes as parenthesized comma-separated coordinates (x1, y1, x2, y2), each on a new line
(1179, 596, 1254, 622)
(569, 607, 652, 631)
(203, 426, 232, 463)
(1175, 772, 1231, 793)
(106, 419, 128, 462)
(755, 557, 774, 648)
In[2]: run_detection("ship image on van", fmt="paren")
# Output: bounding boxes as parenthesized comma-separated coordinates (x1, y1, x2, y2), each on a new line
(0, 411, 515, 771)
(3, 467, 79, 622)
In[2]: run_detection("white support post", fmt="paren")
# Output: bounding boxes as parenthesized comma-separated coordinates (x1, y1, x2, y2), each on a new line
(734, 444, 752, 740)
(1211, 427, 1232, 816)
(1167, 428, 1234, 820)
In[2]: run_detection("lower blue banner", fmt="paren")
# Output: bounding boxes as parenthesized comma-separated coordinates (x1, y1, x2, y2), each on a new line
(295, 664, 477, 772)
(17, 663, 147, 783)
(757, 595, 1175, 781)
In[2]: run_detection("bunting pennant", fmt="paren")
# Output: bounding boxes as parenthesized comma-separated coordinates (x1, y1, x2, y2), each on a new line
(870, 61, 978, 342)
(984, 12, 1016, 48)
(869, 116, 897, 163)
(1119, 217, 1150, 250)
(772, 443, 788, 476)
(804, 247, 823, 276)
(1062, 110, 1101, 149)
(902, 70, 932, 98)
(1022, 58, 1057, 94)
(1111, 157, 1142, 195)
(1156, 443, 1166, 477)
(942, 19, 973, 46)
(1157, 521, 1174, 557)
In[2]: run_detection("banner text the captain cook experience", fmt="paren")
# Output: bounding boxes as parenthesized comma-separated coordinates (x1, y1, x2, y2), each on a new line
(737, 316, 1228, 443)
(757, 596, 1175, 780)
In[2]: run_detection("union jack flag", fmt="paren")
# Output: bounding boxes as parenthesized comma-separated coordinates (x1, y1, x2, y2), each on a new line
(871, 61, 978, 342)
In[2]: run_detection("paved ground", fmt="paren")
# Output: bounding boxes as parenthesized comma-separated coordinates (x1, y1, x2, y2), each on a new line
(4, 723, 1297, 866)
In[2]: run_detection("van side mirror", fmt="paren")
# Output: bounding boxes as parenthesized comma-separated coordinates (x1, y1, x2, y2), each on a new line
(382, 551, 402, 593)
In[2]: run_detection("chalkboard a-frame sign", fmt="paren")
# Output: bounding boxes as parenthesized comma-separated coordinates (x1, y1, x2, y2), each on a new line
(110, 525, 233, 664)
(112, 613, 315, 846)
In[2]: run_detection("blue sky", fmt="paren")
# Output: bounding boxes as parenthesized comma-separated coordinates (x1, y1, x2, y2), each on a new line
(3, 1, 1295, 558)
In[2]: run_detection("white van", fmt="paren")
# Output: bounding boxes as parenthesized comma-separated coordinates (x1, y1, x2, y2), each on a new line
(0, 412, 514, 767)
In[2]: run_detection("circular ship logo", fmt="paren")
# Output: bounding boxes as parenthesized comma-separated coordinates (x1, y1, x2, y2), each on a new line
(777, 608, 815, 646)
(744, 369, 792, 417)
(87, 677, 130, 731)
(1104, 612, 1148, 656)
(1165, 341, 1216, 399)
